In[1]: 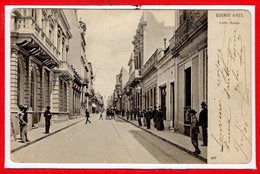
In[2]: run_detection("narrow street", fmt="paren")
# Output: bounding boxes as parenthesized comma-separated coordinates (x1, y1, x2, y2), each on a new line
(12, 114, 204, 164)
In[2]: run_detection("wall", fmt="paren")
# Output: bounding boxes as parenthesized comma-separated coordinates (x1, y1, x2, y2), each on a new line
(157, 53, 175, 129)
(143, 12, 173, 65)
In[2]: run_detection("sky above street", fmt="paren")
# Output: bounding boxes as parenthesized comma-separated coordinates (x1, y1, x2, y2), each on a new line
(78, 9, 175, 99)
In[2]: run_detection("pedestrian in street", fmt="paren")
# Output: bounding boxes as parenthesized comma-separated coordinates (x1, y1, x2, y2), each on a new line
(133, 108, 137, 120)
(190, 109, 201, 155)
(142, 109, 146, 126)
(99, 113, 103, 120)
(126, 109, 129, 120)
(44, 106, 52, 134)
(85, 109, 91, 124)
(106, 109, 109, 120)
(156, 107, 165, 131)
(15, 104, 24, 139)
(152, 106, 158, 128)
(137, 108, 142, 126)
(122, 109, 125, 117)
(130, 109, 133, 120)
(21, 105, 29, 143)
(199, 102, 208, 146)
(146, 108, 151, 129)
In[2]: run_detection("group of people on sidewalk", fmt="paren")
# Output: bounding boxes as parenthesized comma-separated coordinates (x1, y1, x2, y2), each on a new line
(121, 101, 208, 156)
(15, 105, 52, 143)
(124, 106, 165, 131)
(186, 102, 208, 155)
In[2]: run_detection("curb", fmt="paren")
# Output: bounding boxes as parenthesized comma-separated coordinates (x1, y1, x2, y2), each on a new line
(116, 115, 207, 163)
(11, 118, 84, 153)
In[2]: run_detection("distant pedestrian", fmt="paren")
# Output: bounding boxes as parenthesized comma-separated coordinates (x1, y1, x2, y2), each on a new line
(130, 110, 133, 120)
(190, 109, 201, 155)
(133, 108, 137, 120)
(21, 105, 29, 143)
(99, 113, 103, 120)
(106, 109, 109, 119)
(15, 104, 24, 139)
(152, 106, 158, 128)
(44, 106, 52, 134)
(122, 109, 125, 117)
(126, 109, 129, 120)
(146, 108, 151, 129)
(137, 108, 142, 126)
(199, 102, 208, 146)
(156, 107, 165, 131)
(142, 109, 146, 126)
(85, 109, 91, 124)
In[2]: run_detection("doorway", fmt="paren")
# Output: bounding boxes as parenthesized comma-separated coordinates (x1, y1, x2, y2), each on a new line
(160, 86, 166, 120)
(170, 82, 175, 127)
(184, 67, 191, 136)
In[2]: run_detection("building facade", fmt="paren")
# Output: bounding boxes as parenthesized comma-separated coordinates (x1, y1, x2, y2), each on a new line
(172, 10, 208, 136)
(141, 49, 163, 112)
(10, 9, 94, 135)
(126, 11, 174, 112)
(156, 46, 176, 130)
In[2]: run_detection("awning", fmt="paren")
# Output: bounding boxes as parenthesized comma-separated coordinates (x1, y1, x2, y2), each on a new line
(92, 103, 97, 108)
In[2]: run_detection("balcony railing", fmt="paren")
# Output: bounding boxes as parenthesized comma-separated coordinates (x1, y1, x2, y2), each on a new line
(172, 11, 207, 54)
(128, 69, 142, 86)
(11, 15, 60, 63)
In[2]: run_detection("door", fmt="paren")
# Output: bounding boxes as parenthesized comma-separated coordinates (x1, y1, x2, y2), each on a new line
(184, 67, 191, 136)
(171, 82, 175, 127)
(160, 86, 166, 120)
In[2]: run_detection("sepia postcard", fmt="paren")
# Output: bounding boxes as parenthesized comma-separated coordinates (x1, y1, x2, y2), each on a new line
(5, 6, 255, 169)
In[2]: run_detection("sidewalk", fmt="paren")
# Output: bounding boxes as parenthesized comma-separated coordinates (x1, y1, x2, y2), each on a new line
(11, 116, 85, 153)
(117, 115, 207, 162)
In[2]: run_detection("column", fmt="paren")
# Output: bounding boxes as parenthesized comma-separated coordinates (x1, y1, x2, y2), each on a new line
(10, 49, 19, 111)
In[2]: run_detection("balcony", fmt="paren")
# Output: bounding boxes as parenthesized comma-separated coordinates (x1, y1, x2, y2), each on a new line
(53, 61, 73, 81)
(11, 15, 60, 69)
(128, 69, 142, 86)
(171, 11, 207, 56)
(142, 50, 160, 78)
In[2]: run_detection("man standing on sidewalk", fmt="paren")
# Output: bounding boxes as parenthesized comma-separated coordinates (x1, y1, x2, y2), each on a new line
(44, 106, 52, 134)
(137, 107, 142, 126)
(156, 107, 165, 131)
(152, 106, 158, 128)
(85, 109, 91, 124)
(146, 108, 151, 129)
(21, 105, 29, 143)
(15, 104, 24, 139)
(199, 102, 208, 146)
(190, 109, 201, 155)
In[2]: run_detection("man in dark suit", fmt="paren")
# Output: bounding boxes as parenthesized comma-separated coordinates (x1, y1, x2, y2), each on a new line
(146, 108, 151, 129)
(44, 106, 52, 134)
(21, 105, 29, 143)
(190, 109, 200, 155)
(152, 106, 158, 128)
(199, 102, 208, 146)
(85, 109, 91, 124)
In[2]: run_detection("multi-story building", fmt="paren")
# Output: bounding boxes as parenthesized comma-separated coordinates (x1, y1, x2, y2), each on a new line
(156, 44, 176, 130)
(126, 11, 173, 112)
(171, 10, 208, 136)
(142, 49, 163, 111)
(10, 9, 94, 134)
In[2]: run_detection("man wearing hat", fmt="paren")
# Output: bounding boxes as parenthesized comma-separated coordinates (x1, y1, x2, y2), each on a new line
(21, 105, 29, 143)
(199, 102, 208, 146)
(190, 109, 201, 155)
(15, 104, 24, 139)
(44, 106, 52, 134)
